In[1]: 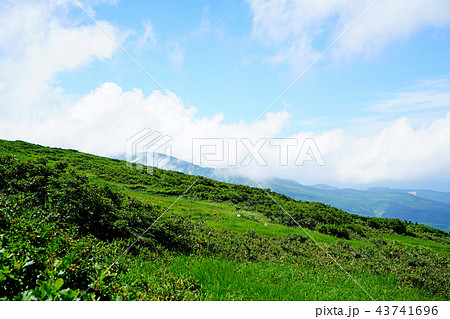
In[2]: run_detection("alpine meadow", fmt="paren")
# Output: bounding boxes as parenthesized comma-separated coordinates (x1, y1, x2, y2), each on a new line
(1, 0, 450, 308)
(0, 140, 448, 301)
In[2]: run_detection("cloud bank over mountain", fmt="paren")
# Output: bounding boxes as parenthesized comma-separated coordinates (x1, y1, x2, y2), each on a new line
(1, 0, 450, 189)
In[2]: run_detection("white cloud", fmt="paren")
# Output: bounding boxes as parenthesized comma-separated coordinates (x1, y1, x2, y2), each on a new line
(136, 19, 157, 50)
(1, 0, 450, 189)
(279, 112, 450, 185)
(191, 5, 226, 40)
(370, 91, 450, 113)
(0, 0, 121, 120)
(0, 82, 290, 161)
(168, 43, 185, 68)
(369, 79, 450, 113)
(4, 78, 450, 187)
(247, 0, 450, 68)
(335, 0, 450, 58)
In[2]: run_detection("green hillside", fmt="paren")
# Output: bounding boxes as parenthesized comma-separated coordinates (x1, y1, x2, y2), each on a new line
(0, 139, 449, 300)
(123, 153, 450, 231)
(263, 178, 450, 231)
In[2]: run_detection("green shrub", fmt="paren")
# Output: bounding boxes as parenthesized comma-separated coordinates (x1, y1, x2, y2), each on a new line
(316, 223, 350, 239)
(388, 219, 407, 234)
(348, 223, 366, 237)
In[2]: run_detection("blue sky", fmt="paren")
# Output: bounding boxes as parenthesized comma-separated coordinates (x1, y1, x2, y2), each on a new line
(1, 0, 450, 190)
(58, 0, 450, 132)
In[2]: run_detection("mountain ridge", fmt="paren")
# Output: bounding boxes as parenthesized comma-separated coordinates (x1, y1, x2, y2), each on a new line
(1, 138, 449, 300)
(118, 152, 450, 231)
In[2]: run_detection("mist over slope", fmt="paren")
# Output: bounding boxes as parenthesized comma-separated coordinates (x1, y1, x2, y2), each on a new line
(120, 152, 450, 231)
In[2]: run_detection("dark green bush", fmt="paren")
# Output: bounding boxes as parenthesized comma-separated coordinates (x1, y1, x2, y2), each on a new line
(388, 219, 407, 234)
(1, 141, 449, 300)
(316, 223, 350, 239)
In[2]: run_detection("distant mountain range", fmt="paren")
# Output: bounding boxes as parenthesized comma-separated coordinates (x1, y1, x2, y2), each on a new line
(117, 152, 450, 231)
(262, 178, 450, 231)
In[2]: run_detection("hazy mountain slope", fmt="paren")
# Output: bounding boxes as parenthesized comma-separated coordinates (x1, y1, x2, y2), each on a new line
(367, 187, 450, 204)
(120, 152, 450, 231)
(264, 178, 450, 231)
(1, 139, 449, 301)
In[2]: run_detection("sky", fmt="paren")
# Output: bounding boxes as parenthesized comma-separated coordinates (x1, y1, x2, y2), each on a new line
(1, 0, 450, 191)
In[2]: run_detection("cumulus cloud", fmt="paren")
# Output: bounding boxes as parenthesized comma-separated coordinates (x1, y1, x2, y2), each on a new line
(5, 79, 450, 187)
(276, 113, 450, 185)
(1, 82, 290, 161)
(1, 0, 450, 189)
(0, 0, 289, 165)
(0, 0, 121, 120)
(247, 0, 450, 68)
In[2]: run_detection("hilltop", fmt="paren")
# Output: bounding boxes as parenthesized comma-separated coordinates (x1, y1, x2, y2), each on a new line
(0, 139, 449, 300)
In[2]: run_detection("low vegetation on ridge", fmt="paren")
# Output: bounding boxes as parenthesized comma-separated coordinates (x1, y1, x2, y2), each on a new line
(0, 139, 448, 300)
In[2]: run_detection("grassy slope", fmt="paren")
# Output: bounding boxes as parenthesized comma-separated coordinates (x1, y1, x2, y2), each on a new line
(0, 139, 449, 300)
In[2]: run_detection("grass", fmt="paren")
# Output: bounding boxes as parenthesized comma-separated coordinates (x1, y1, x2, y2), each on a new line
(112, 187, 449, 300)
(381, 233, 449, 255)
(120, 254, 442, 301)
(0, 139, 449, 300)
(120, 187, 376, 247)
